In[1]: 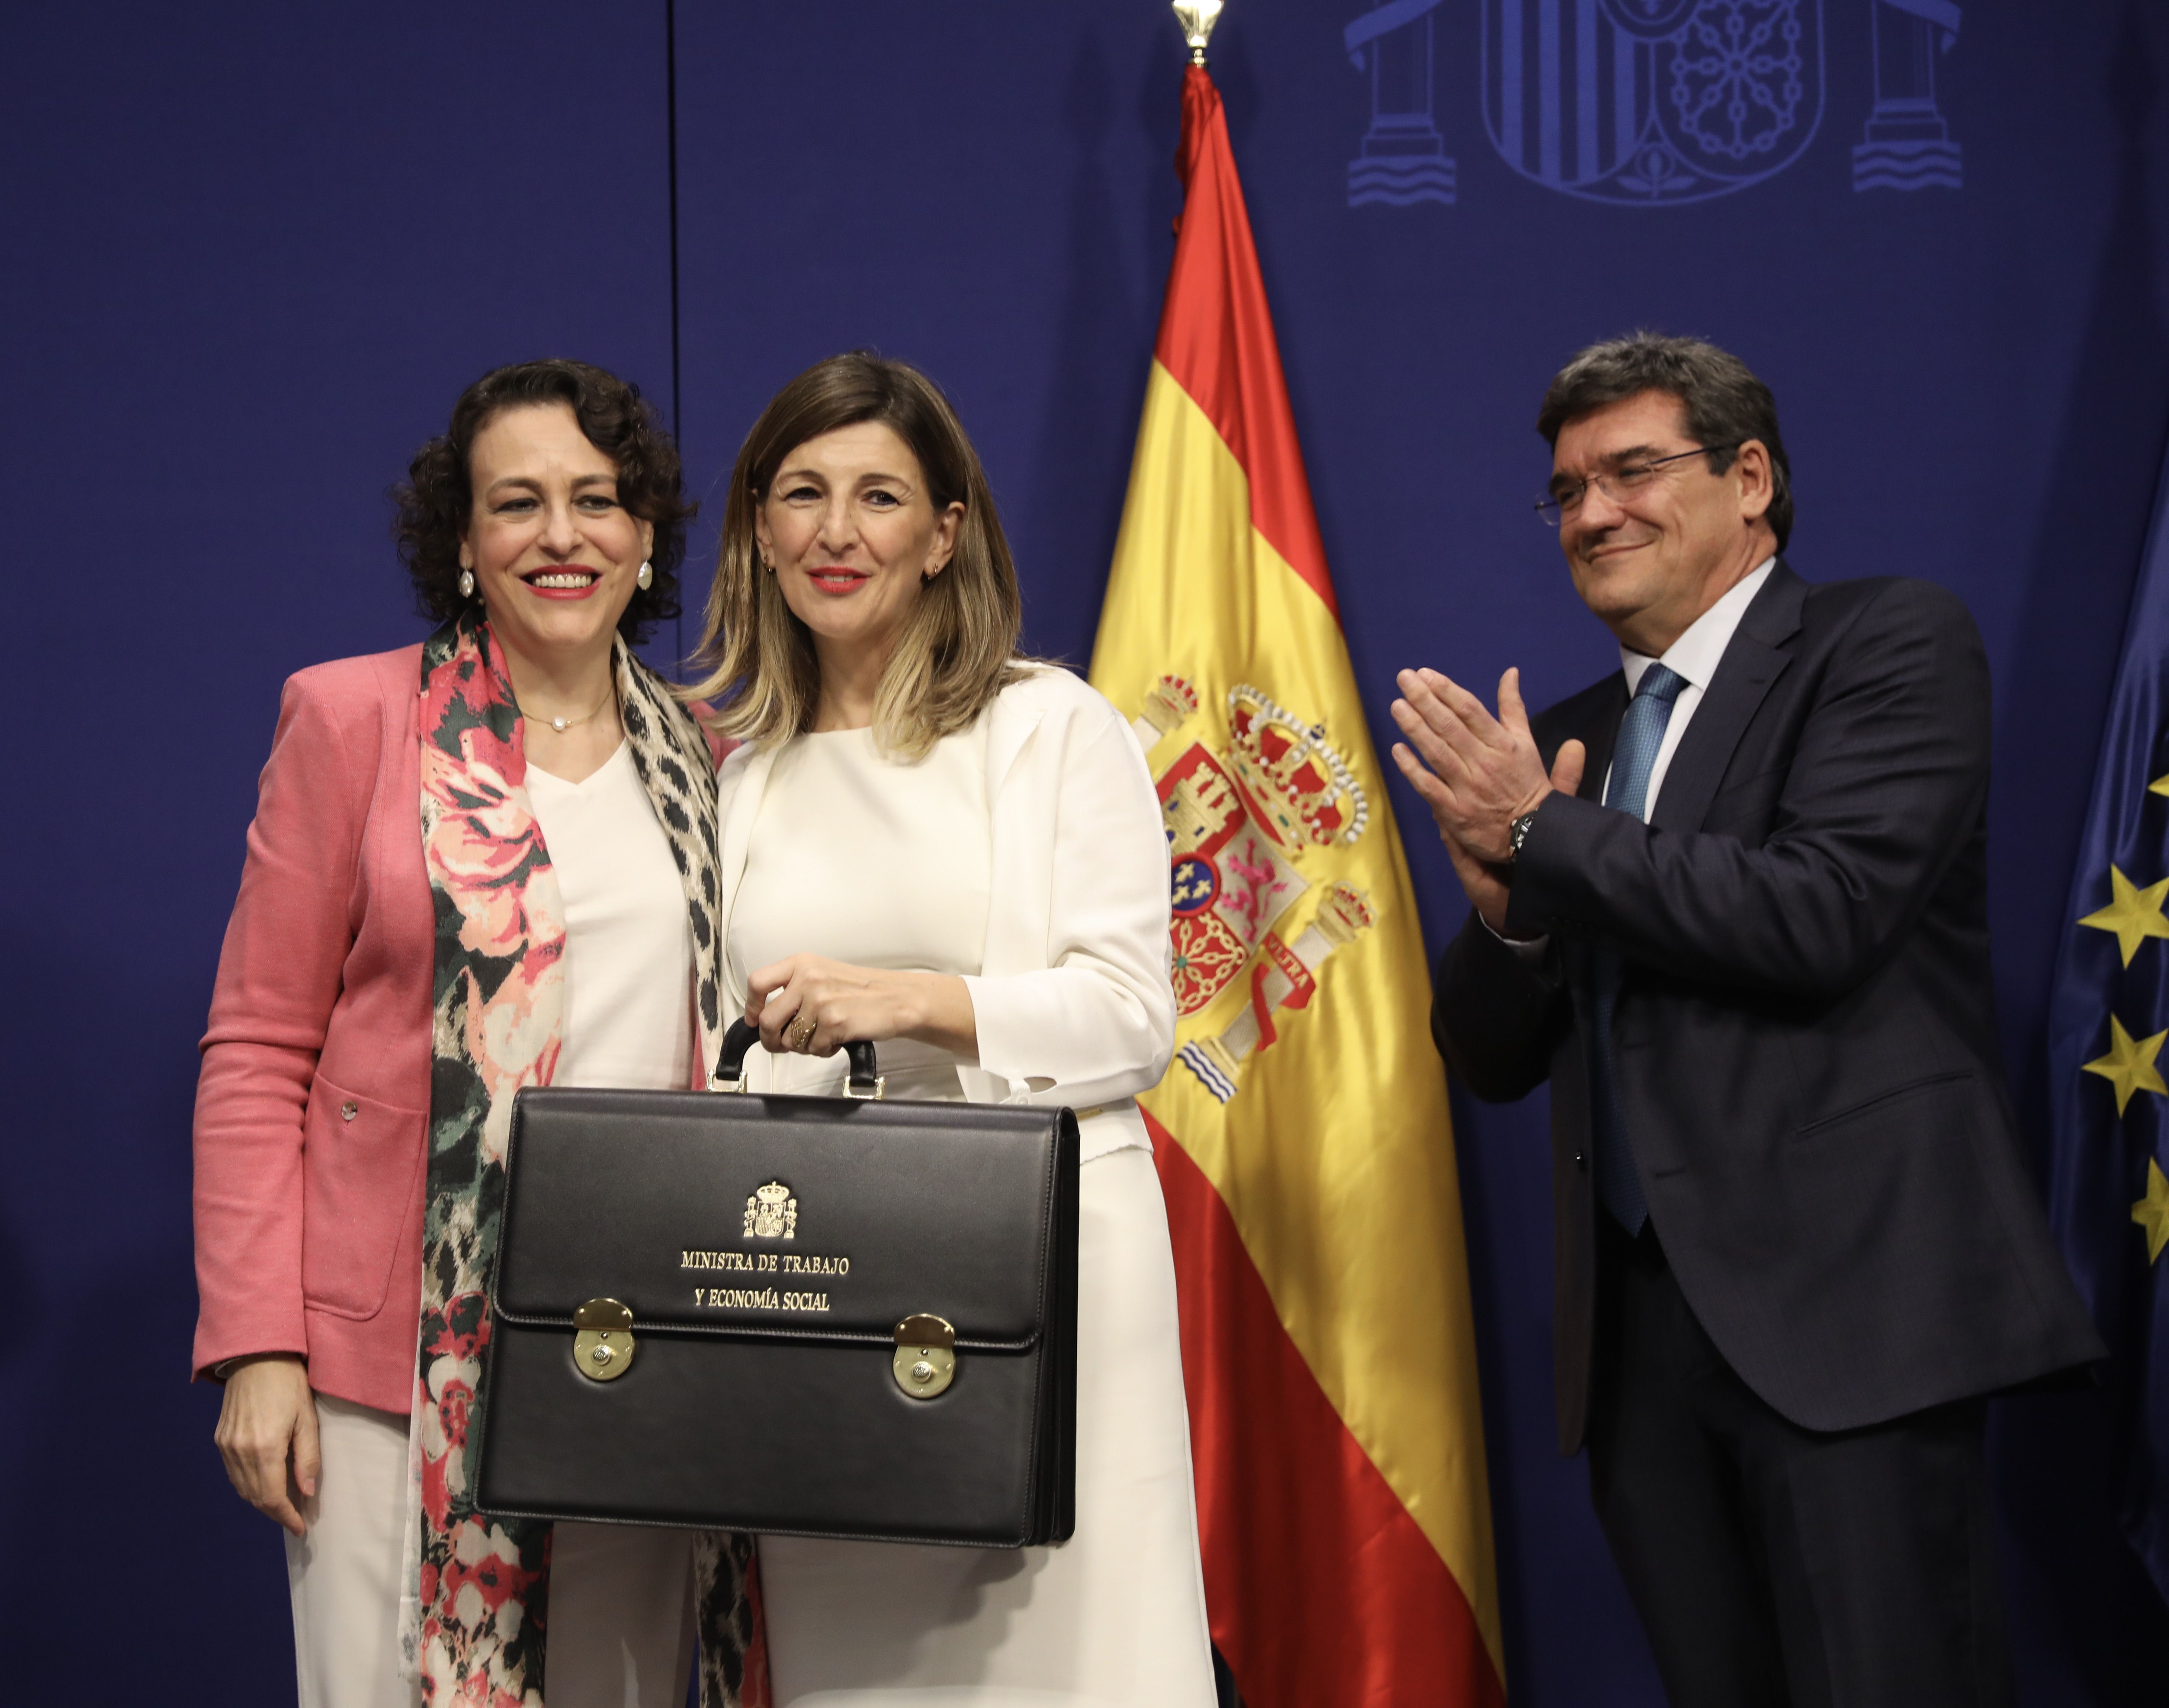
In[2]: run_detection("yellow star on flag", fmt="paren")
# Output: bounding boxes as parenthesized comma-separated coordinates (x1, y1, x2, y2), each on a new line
(2149, 773, 2169, 798)
(2084, 1016, 2169, 1114)
(2135, 1159, 2169, 1265)
(2078, 865, 2169, 966)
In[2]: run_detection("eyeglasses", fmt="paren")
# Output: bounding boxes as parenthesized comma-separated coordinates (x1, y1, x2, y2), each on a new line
(1534, 445, 1733, 528)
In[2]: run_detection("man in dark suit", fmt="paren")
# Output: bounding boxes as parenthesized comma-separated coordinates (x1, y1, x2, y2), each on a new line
(1393, 333, 2102, 1706)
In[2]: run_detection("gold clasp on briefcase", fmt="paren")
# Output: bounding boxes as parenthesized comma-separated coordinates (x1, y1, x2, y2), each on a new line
(573, 1298, 637, 1382)
(893, 1314, 956, 1400)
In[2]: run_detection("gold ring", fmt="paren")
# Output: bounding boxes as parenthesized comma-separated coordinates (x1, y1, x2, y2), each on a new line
(789, 1015, 817, 1052)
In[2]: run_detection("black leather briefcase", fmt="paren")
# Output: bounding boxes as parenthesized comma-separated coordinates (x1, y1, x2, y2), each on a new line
(473, 1023, 1079, 1548)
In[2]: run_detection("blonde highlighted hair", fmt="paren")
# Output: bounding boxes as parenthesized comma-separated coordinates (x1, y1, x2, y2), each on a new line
(682, 352, 1027, 758)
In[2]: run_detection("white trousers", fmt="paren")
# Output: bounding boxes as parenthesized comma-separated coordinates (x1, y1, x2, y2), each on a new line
(286, 1395, 697, 1708)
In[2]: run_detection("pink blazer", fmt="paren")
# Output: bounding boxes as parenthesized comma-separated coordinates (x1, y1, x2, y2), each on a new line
(192, 647, 439, 1414)
(191, 645, 730, 1414)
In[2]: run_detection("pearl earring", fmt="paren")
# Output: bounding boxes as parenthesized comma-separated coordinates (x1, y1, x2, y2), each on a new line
(458, 568, 476, 599)
(636, 559, 653, 591)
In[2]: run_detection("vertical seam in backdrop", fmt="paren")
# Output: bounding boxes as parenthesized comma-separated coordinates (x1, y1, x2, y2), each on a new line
(666, 0, 684, 673)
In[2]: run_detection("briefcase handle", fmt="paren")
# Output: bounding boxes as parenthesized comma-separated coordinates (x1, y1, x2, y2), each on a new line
(714, 1018, 883, 1099)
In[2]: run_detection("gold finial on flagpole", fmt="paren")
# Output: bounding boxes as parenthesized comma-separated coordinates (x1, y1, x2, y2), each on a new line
(1172, 0, 1224, 65)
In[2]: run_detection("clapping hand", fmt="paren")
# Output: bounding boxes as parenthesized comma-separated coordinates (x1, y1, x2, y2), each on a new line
(1389, 666, 1585, 933)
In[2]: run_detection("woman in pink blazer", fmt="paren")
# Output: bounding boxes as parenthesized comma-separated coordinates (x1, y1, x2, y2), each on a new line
(192, 359, 756, 1708)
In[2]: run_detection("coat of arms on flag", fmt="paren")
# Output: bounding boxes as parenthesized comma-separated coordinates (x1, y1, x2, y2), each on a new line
(1126, 676, 1376, 1103)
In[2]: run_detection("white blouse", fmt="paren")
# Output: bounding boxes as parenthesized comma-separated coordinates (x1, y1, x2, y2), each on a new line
(726, 721, 992, 1102)
(526, 742, 695, 1093)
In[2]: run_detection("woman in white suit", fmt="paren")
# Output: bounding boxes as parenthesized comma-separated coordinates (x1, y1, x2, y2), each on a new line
(684, 352, 1216, 1707)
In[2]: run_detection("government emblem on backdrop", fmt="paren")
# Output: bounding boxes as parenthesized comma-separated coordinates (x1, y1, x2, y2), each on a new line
(1481, 0, 1825, 204)
(1343, 0, 1964, 206)
(1125, 677, 1376, 1104)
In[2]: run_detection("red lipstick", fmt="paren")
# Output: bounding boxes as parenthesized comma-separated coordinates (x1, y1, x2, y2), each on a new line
(807, 566, 871, 596)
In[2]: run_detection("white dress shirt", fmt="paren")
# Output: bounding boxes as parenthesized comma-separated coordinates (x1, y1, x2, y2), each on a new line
(1491, 556, 1776, 952)
(1609, 557, 1776, 815)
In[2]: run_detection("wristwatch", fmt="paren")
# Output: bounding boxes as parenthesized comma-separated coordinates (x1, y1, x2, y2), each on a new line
(1507, 810, 1540, 861)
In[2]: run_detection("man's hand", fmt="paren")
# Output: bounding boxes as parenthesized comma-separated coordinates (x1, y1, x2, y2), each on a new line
(213, 1353, 318, 1537)
(1436, 833, 1516, 937)
(1391, 666, 1586, 931)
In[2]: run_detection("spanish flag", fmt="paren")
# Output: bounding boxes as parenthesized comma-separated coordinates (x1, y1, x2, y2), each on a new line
(1088, 63, 1505, 1708)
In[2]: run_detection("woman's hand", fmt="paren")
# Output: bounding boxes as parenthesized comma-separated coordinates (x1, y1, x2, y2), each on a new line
(746, 955, 978, 1061)
(213, 1353, 319, 1537)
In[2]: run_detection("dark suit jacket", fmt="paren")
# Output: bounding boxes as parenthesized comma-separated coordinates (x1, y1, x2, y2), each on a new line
(1432, 563, 2103, 1454)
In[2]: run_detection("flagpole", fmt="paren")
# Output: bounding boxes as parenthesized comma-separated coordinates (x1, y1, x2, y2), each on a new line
(1173, 0, 1224, 65)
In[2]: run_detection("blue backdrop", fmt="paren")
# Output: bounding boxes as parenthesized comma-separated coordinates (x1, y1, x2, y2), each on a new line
(6, 3, 2169, 1702)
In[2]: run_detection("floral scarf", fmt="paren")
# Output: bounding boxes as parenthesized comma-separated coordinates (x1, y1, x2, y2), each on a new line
(408, 612, 763, 1706)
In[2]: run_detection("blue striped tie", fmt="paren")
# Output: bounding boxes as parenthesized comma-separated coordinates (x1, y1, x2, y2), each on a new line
(1590, 664, 1687, 1235)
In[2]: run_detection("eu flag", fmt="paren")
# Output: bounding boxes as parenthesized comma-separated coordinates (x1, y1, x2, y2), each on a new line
(2047, 439, 2169, 1602)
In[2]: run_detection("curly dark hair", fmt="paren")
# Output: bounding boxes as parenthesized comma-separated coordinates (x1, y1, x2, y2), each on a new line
(392, 358, 694, 641)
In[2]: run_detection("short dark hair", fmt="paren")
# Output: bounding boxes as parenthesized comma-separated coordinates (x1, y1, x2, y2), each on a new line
(392, 358, 694, 641)
(1536, 332, 1793, 549)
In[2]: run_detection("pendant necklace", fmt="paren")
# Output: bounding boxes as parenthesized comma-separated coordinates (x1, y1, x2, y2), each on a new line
(525, 679, 616, 735)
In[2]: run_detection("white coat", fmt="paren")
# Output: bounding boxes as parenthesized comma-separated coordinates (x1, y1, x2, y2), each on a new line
(713, 665, 1177, 1160)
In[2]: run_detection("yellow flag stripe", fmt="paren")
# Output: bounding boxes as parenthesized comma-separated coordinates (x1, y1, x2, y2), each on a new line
(1093, 362, 1502, 1669)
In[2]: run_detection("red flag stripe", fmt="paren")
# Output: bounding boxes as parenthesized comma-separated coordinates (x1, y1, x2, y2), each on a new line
(1149, 1112, 1506, 1708)
(1153, 67, 1339, 620)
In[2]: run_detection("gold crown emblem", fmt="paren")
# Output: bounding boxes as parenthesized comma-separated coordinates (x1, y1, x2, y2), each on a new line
(1316, 881, 1376, 945)
(1137, 674, 1200, 739)
(1224, 685, 1368, 849)
(744, 1180, 798, 1240)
